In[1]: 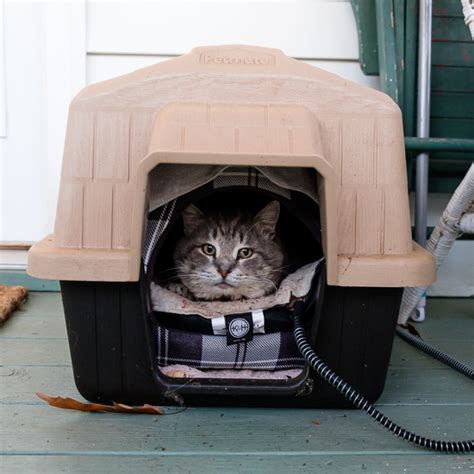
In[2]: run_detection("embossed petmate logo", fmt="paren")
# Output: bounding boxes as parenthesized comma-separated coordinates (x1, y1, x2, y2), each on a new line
(229, 318, 250, 338)
(200, 51, 276, 66)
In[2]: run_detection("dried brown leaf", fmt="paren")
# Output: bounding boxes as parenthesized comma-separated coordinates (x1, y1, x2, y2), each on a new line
(36, 392, 163, 414)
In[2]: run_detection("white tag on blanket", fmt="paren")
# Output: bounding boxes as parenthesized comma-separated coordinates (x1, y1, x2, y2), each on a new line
(211, 310, 266, 336)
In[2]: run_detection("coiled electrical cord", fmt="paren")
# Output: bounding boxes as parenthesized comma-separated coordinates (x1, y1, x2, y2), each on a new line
(396, 325, 474, 380)
(292, 304, 474, 453)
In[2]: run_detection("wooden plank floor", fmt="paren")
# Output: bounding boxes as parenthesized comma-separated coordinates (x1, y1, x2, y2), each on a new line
(0, 293, 473, 473)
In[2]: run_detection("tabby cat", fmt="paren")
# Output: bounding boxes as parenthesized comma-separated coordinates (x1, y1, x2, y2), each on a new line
(169, 201, 287, 301)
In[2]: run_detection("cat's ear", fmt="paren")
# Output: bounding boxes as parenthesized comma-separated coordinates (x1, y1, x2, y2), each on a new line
(254, 201, 280, 238)
(182, 204, 205, 235)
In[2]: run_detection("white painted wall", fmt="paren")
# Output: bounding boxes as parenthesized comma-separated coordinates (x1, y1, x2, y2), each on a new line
(0, 0, 471, 296)
(0, 0, 6, 139)
(0, 1, 85, 242)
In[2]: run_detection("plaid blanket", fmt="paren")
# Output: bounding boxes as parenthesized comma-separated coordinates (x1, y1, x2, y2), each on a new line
(153, 321, 305, 370)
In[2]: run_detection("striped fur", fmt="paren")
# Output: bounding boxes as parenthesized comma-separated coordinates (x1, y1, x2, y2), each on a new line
(172, 201, 287, 301)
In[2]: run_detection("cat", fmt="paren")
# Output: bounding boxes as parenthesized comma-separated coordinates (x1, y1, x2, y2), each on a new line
(168, 201, 287, 301)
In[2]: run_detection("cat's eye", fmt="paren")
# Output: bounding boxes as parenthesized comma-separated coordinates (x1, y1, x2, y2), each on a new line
(201, 243, 216, 256)
(237, 247, 253, 259)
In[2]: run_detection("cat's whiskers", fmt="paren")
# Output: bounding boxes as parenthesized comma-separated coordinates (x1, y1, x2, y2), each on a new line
(254, 264, 290, 275)
(161, 275, 184, 283)
(240, 275, 278, 291)
(179, 271, 219, 284)
(158, 267, 182, 275)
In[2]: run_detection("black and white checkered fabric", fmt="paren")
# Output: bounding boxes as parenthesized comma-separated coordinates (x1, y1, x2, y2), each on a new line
(143, 199, 176, 272)
(143, 167, 307, 371)
(153, 322, 305, 370)
(213, 167, 291, 199)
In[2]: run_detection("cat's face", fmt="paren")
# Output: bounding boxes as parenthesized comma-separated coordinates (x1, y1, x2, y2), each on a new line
(173, 201, 286, 301)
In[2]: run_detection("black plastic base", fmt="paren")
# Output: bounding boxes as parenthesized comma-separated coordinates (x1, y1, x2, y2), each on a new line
(60, 281, 402, 408)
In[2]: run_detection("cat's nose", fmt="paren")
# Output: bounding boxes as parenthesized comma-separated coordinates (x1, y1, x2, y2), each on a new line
(216, 262, 234, 279)
(217, 267, 230, 278)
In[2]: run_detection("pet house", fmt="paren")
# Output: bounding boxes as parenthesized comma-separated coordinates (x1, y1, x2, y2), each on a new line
(27, 45, 435, 407)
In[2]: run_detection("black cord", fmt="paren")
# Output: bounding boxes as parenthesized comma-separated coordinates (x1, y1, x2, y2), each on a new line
(292, 305, 473, 453)
(396, 325, 474, 380)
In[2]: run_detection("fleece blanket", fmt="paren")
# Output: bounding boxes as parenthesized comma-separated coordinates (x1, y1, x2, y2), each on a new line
(160, 364, 303, 380)
(150, 259, 322, 318)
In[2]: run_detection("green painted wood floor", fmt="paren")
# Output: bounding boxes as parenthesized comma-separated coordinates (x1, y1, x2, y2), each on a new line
(0, 293, 473, 473)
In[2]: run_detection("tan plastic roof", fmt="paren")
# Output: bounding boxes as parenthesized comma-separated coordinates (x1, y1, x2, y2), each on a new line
(28, 45, 435, 287)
